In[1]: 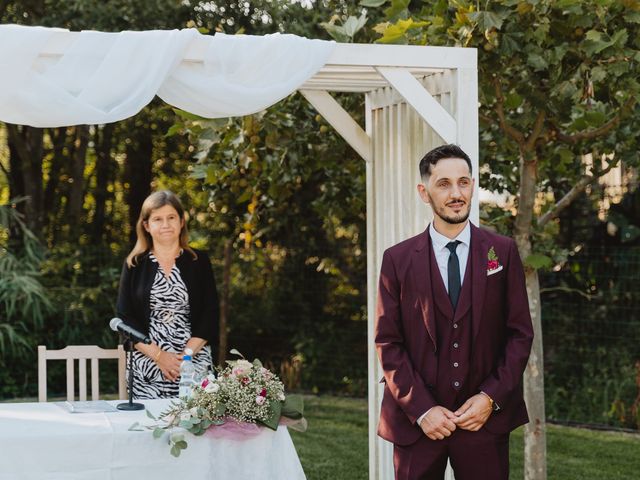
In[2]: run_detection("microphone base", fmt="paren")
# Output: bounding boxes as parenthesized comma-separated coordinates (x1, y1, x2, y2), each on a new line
(117, 402, 145, 411)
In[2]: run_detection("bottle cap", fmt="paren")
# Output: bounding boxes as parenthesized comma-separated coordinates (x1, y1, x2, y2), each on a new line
(184, 348, 193, 356)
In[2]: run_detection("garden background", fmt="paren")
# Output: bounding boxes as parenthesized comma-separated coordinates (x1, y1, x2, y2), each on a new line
(0, 1, 638, 477)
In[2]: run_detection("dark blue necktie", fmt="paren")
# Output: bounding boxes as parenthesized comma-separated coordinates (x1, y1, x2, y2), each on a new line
(446, 241, 461, 309)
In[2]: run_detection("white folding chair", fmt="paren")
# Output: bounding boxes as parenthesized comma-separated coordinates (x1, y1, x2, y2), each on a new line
(38, 345, 127, 402)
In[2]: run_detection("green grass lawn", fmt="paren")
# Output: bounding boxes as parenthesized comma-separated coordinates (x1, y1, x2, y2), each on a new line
(291, 396, 640, 480)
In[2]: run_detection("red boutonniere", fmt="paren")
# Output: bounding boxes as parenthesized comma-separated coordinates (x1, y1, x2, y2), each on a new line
(487, 247, 503, 275)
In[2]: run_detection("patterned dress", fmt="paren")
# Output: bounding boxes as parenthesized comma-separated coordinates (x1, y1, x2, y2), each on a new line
(128, 253, 213, 399)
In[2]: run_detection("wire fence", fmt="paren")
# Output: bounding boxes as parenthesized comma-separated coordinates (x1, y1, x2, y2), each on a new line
(540, 245, 640, 430)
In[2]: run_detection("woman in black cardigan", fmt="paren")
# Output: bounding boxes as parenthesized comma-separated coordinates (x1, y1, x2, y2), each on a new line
(117, 190, 219, 399)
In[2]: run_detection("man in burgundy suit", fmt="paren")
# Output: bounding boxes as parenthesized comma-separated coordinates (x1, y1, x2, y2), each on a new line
(375, 144, 534, 479)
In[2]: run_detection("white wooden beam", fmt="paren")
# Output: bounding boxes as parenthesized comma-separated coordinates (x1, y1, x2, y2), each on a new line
(39, 32, 477, 70)
(455, 67, 480, 225)
(376, 67, 457, 144)
(326, 43, 477, 69)
(300, 89, 372, 163)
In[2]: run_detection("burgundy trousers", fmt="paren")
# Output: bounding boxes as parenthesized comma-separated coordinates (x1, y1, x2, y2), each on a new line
(393, 428, 510, 480)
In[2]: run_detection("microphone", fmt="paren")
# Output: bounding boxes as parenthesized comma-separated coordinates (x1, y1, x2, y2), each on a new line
(109, 318, 152, 344)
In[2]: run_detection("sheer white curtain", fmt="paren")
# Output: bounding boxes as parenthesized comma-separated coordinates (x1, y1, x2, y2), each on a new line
(0, 25, 335, 127)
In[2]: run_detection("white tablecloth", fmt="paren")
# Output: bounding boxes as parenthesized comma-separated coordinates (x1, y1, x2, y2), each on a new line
(0, 399, 306, 480)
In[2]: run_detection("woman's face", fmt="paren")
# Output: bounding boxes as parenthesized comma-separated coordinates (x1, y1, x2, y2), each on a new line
(144, 204, 183, 246)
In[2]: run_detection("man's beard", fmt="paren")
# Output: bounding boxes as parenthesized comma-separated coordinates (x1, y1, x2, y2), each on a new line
(437, 207, 470, 224)
(428, 193, 471, 224)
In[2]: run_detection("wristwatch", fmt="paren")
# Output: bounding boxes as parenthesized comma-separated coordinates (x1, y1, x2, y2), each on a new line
(481, 391, 500, 412)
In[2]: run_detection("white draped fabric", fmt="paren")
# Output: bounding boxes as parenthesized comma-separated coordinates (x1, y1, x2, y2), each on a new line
(0, 24, 335, 127)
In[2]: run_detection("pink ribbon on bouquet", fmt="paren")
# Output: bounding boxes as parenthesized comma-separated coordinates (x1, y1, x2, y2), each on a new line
(204, 416, 308, 440)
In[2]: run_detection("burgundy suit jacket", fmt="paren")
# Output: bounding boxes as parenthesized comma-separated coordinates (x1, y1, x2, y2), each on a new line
(375, 223, 534, 446)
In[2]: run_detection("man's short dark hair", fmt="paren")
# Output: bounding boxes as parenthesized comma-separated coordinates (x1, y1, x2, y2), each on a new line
(419, 144, 472, 181)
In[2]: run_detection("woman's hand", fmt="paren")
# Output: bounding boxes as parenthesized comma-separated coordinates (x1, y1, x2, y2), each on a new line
(155, 350, 182, 382)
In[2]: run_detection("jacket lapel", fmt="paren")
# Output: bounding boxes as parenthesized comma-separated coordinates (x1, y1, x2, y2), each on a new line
(470, 224, 488, 342)
(411, 228, 437, 352)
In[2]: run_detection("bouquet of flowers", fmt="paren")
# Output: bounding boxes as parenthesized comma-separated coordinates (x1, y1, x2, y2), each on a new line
(131, 350, 305, 457)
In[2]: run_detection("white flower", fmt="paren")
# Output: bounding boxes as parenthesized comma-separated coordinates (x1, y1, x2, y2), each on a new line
(204, 382, 220, 394)
(180, 412, 192, 421)
(189, 407, 199, 417)
(255, 395, 266, 405)
(278, 393, 285, 401)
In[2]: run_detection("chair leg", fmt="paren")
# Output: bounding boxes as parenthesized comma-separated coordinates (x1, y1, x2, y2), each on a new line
(38, 346, 47, 402)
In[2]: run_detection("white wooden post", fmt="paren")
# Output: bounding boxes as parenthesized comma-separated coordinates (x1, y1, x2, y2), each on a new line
(366, 67, 478, 480)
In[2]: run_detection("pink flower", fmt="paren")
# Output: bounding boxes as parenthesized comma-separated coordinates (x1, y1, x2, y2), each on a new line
(241, 377, 251, 385)
(201, 378, 209, 388)
(255, 396, 266, 405)
(232, 360, 253, 377)
(487, 247, 500, 271)
(260, 388, 267, 397)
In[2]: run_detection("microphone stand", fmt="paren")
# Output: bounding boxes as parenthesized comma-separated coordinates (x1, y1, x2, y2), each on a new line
(117, 336, 145, 411)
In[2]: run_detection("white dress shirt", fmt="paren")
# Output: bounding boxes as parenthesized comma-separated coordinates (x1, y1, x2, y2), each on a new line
(429, 221, 471, 291)
(417, 221, 471, 426)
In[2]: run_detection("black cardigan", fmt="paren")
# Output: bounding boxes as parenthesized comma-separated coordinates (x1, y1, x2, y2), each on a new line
(116, 248, 220, 348)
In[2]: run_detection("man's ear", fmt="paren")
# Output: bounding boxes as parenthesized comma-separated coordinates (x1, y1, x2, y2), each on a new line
(417, 183, 430, 204)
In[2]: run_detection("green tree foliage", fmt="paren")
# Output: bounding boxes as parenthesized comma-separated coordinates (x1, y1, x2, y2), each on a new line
(370, 0, 639, 231)
(0, 0, 373, 398)
(0, 200, 50, 351)
(172, 91, 368, 392)
(365, 1, 640, 476)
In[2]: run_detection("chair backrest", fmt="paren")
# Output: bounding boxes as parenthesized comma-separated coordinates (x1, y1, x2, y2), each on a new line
(38, 345, 126, 402)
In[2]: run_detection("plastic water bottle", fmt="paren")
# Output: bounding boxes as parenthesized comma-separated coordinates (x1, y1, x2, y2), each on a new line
(178, 348, 195, 399)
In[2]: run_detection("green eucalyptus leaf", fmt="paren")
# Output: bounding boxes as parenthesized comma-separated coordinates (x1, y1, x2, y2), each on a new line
(175, 440, 188, 449)
(360, 0, 387, 6)
(152, 427, 165, 439)
(179, 419, 194, 429)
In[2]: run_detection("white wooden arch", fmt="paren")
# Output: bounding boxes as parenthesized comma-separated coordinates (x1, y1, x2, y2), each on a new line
(301, 43, 479, 480)
(13, 32, 478, 480)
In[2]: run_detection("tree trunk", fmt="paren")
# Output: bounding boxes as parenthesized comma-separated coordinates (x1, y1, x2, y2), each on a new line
(523, 268, 547, 480)
(6, 125, 44, 237)
(67, 125, 90, 233)
(124, 122, 153, 248)
(514, 148, 547, 480)
(43, 127, 68, 239)
(217, 239, 232, 365)
(92, 124, 115, 243)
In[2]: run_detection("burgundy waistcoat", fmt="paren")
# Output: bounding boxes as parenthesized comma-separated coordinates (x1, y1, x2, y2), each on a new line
(429, 239, 473, 410)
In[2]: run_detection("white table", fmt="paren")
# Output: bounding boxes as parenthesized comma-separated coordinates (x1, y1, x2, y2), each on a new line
(0, 399, 306, 480)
